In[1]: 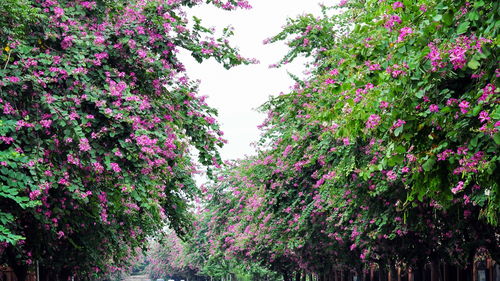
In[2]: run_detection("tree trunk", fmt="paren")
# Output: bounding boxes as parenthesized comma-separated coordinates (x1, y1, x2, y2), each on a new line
(388, 264, 397, 281)
(296, 271, 302, 281)
(413, 264, 424, 281)
(379, 267, 387, 281)
(283, 271, 290, 281)
(431, 260, 441, 281)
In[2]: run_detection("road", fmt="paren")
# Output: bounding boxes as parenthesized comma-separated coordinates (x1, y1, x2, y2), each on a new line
(123, 275, 151, 281)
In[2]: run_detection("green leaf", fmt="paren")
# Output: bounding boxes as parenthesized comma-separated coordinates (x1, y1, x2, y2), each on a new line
(470, 134, 480, 148)
(395, 145, 406, 154)
(415, 90, 425, 98)
(474, 1, 485, 8)
(456, 21, 470, 35)
(394, 126, 404, 136)
(467, 59, 480, 70)
(422, 158, 436, 171)
(468, 11, 479, 21)
(494, 133, 500, 145)
(433, 14, 442, 22)
(442, 12, 453, 26)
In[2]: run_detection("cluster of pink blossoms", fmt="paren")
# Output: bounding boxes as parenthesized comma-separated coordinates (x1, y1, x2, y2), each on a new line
(365, 114, 381, 129)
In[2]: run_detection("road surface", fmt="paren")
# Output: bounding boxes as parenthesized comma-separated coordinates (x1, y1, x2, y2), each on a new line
(123, 275, 151, 281)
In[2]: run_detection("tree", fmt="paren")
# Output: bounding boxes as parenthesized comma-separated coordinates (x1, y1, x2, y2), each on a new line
(201, 0, 499, 278)
(0, 0, 253, 279)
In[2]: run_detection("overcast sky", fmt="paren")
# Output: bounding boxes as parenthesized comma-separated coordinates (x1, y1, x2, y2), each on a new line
(181, 1, 331, 161)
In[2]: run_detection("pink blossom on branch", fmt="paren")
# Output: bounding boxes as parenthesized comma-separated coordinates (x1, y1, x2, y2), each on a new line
(366, 114, 381, 129)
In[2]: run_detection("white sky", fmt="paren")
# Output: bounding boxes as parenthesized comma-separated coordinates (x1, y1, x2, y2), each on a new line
(181, 1, 331, 161)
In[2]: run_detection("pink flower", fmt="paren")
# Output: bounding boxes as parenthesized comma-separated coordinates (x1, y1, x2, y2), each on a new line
(110, 162, 121, 173)
(456, 146, 468, 155)
(92, 162, 104, 173)
(236, 1, 252, 9)
(128, 39, 136, 49)
(459, 100, 469, 114)
(40, 119, 52, 128)
(137, 49, 147, 58)
(446, 98, 458, 106)
(324, 78, 336, 84)
(94, 52, 108, 60)
(282, 145, 293, 157)
(29, 190, 41, 200)
(61, 36, 74, 49)
(56, 231, 65, 239)
(53, 7, 64, 17)
(397, 27, 413, 42)
(109, 80, 127, 97)
(449, 46, 467, 69)
(392, 119, 406, 128)
(58, 178, 69, 185)
(3, 102, 15, 114)
(437, 149, 454, 161)
(7, 76, 20, 83)
(201, 48, 213, 55)
(360, 249, 368, 260)
(406, 154, 416, 162)
(80, 1, 96, 9)
(79, 138, 91, 152)
(451, 181, 465, 194)
(338, 0, 348, 7)
(384, 15, 402, 30)
(479, 83, 496, 101)
(478, 111, 490, 123)
(379, 101, 389, 108)
(80, 191, 92, 199)
(426, 43, 443, 71)
(386, 171, 397, 181)
(366, 114, 381, 129)
(392, 2, 404, 9)
(429, 104, 439, 112)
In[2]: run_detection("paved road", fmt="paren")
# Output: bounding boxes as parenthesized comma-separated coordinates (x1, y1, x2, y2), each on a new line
(123, 275, 151, 281)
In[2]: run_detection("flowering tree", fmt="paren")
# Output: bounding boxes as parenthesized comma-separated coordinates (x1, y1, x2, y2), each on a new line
(199, 0, 499, 279)
(0, 0, 253, 279)
(146, 231, 192, 280)
(145, 210, 280, 281)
